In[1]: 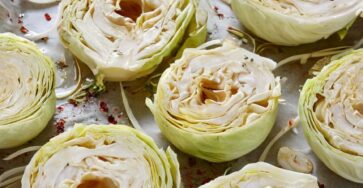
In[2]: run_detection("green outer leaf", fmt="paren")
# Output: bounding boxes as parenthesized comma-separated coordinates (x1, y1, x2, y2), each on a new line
(299, 49, 363, 183)
(0, 33, 56, 149)
(21, 124, 181, 188)
(337, 17, 357, 40)
(148, 98, 278, 162)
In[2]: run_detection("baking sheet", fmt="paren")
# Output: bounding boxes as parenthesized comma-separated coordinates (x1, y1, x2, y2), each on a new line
(0, 0, 363, 187)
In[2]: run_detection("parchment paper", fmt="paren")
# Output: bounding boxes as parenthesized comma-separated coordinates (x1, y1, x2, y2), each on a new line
(0, 0, 362, 187)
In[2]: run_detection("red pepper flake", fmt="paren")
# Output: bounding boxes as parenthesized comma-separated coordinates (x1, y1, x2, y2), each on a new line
(318, 182, 325, 188)
(99, 101, 109, 113)
(55, 119, 65, 134)
(44, 13, 52, 21)
(288, 119, 294, 127)
(188, 157, 197, 167)
(108, 115, 117, 124)
(56, 105, 64, 112)
(196, 169, 203, 175)
(20, 26, 28, 33)
(212, 6, 224, 19)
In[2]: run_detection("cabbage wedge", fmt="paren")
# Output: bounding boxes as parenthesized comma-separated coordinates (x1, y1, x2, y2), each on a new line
(147, 40, 281, 162)
(231, 0, 363, 46)
(21, 124, 181, 188)
(58, 0, 207, 81)
(199, 162, 319, 188)
(299, 49, 363, 183)
(0, 33, 56, 149)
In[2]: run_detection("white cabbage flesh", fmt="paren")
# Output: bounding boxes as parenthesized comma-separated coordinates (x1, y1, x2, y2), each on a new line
(21, 124, 180, 188)
(199, 162, 319, 188)
(231, 0, 363, 45)
(315, 57, 363, 155)
(299, 49, 363, 183)
(0, 33, 56, 149)
(147, 40, 281, 162)
(58, 0, 207, 81)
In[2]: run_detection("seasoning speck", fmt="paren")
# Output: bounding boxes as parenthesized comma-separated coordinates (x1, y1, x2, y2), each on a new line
(44, 13, 51, 21)
(68, 99, 78, 107)
(213, 6, 224, 20)
(20, 26, 28, 33)
(318, 182, 325, 188)
(108, 115, 117, 124)
(56, 105, 64, 112)
(41, 37, 49, 42)
(55, 119, 65, 134)
(99, 101, 109, 113)
(57, 61, 68, 69)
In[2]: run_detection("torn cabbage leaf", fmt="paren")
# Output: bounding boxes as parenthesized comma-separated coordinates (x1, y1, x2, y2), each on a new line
(0, 33, 56, 149)
(147, 40, 281, 162)
(21, 124, 181, 188)
(231, 0, 363, 45)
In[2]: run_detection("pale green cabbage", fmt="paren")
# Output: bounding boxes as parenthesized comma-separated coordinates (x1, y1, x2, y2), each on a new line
(21, 124, 180, 188)
(147, 40, 281, 162)
(0, 33, 56, 149)
(199, 162, 319, 188)
(299, 49, 363, 183)
(58, 0, 207, 81)
(231, 0, 363, 46)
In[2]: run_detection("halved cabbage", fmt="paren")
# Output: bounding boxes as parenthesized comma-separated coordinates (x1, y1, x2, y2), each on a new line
(231, 0, 363, 46)
(199, 162, 319, 188)
(0, 33, 56, 149)
(58, 0, 207, 81)
(21, 124, 181, 188)
(146, 40, 281, 162)
(299, 49, 363, 183)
